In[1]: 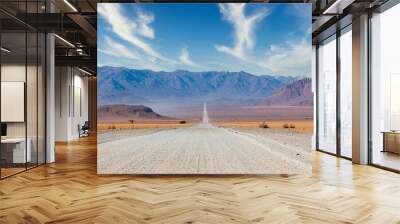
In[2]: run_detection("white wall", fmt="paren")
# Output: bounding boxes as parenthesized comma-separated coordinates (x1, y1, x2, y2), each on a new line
(1, 65, 26, 138)
(1, 63, 46, 164)
(55, 67, 89, 141)
(55, 67, 70, 141)
(70, 73, 89, 138)
(1, 64, 26, 81)
(1, 65, 40, 138)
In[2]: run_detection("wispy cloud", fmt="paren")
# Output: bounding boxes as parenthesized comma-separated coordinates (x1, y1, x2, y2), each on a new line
(260, 40, 311, 75)
(97, 4, 310, 76)
(98, 4, 172, 63)
(179, 47, 201, 68)
(137, 10, 155, 39)
(99, 35, 164, 71)
(99, 36, 139, 60)
(215, 4, 268, 60)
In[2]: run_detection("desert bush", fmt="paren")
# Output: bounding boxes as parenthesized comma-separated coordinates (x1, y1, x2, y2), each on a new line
(259, 122, 269, 128)
(108, 125, 116, 130)
(289, 124, 295, 128)
(128, 120, 135, 128)
(283, 123, 289, 129)
(179, 120, 187, 124)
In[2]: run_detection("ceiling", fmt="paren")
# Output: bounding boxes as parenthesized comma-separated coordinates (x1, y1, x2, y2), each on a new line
(0, 0, 392, 74)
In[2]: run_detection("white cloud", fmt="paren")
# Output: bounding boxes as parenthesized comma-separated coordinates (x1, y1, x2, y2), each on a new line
(98, 4, 172, 62)
(179, 47, 201, 68)
(215, 4, 268, 60)
(98, 36, 165, 71)
(260, 40, 311, 75)
(137, 11, 155, 39)
(99, 36, 139, 60)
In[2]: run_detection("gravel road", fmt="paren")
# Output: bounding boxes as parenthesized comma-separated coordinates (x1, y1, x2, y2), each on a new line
(98, 123, 311, 174)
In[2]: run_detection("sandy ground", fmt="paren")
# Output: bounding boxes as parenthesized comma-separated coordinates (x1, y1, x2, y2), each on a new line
(97, 120, 197, 131)
(215, 119, 313, 133)
(98, 119, 313, 133)
(97, 128, 166, 144)
(98, 124, 311, 175)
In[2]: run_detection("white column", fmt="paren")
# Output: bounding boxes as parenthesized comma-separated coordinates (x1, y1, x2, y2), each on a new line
(352, 14, 369, 164)
(46, 32, 55, 163)
(312, 45, 317, 150)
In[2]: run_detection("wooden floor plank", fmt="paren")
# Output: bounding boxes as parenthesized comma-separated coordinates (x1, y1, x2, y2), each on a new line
(0, 135, 399, 223)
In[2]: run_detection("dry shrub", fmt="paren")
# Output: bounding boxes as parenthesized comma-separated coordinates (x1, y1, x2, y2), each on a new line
(128, 120, 135, 129)
(179, 120, 187, 124)
(259, 122, 269, 128)
(108, 125, 116, 130)
(283, 123, 289, 129)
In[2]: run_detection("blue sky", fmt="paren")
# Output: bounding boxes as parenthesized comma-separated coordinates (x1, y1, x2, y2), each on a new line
(98, 3, 311, 76)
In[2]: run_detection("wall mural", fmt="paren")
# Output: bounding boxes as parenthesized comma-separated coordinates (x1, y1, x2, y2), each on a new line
(97, 3, 313, 174)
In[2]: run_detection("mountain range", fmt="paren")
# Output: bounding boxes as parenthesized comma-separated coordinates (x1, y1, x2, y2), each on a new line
(98, 66, 299, 105)
(258, 78, 313, 106)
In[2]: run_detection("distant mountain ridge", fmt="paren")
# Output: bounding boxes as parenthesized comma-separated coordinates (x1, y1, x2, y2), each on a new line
(98, 66, 298, 105)
(98, 104, 169, 122)
(257, 78, 313, 106)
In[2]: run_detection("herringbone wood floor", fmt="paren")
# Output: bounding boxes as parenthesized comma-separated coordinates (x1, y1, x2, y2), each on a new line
(1, 135, 400, 224)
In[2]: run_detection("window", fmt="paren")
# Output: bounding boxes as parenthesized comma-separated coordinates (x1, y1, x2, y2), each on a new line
(317, 35, 337, 154)
(340, 27, 352, 158)
(0, 2, 46, 179)
(370, 3, 400, 171)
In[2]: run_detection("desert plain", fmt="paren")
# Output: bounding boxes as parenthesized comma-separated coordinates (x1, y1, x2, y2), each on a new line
(97, 105, 313, 175)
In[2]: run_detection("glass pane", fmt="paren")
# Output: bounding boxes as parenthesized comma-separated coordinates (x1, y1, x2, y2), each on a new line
(27, 31, 38, 169)
(0, 1, 46, 178)
(1, 31, 27, 177)
(371, 4, 400, 171)
(318, 36, 337, 154)
(26, 0, 38, 169)
(340, 28, 352, 158)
